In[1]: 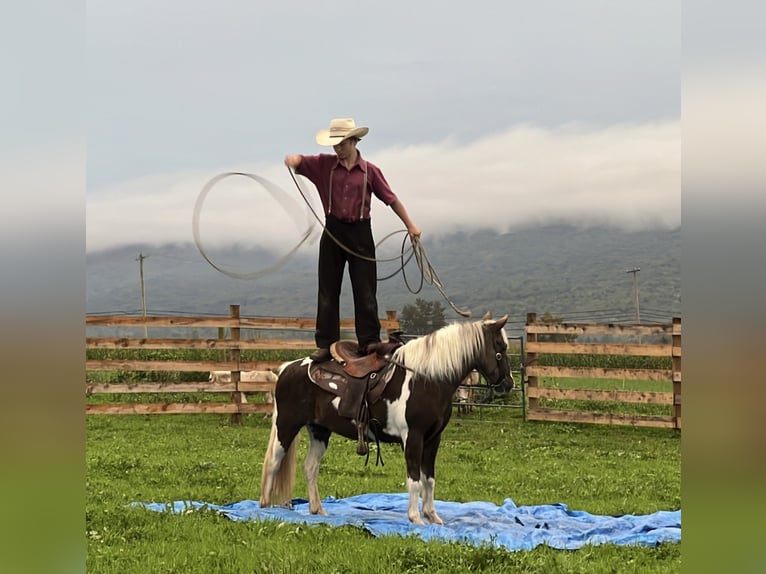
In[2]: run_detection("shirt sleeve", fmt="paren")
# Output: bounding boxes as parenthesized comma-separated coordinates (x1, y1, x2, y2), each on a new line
(367, 162, 398, 206)
(294, 154, 322, 185)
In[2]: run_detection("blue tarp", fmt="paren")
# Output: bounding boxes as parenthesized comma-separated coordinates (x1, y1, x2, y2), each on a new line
(138, 492, 680, 551)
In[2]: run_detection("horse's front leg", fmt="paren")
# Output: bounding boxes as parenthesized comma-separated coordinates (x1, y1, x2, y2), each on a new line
(305, 424, 330, 515)
(404, 432, 425, 525)
(420, 433, 444, 525)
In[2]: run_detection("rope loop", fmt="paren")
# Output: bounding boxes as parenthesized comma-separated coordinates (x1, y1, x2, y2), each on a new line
(192, 168, 471, 317)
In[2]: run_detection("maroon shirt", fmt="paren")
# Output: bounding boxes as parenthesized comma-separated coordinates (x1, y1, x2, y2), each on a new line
(295, 151, 398, 222)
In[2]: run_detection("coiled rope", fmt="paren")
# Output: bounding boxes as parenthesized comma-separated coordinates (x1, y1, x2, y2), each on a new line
(192, 169, 471, 317)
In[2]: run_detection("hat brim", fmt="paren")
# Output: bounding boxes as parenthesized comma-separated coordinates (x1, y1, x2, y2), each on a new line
(315, 126, 369, 146)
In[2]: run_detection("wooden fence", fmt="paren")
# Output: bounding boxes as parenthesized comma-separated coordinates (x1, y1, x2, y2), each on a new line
(86, 305, 400, 420)
(86, 307, 682, 429)
(524, 313, 681, 429)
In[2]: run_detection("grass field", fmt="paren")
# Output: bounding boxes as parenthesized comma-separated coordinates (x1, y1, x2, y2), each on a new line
(86, 405, 681, 573)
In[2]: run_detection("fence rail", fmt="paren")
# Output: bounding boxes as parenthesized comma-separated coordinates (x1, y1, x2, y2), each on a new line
(85, 305, 400, 420)
(523, 313, 681, 430)
(85, 307, 682, 430)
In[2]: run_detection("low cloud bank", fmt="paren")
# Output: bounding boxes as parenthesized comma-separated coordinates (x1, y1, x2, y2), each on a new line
(86, 120, 680, 254)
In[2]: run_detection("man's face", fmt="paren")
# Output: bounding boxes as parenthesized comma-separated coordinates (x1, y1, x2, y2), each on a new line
(333, 138, 356, 160)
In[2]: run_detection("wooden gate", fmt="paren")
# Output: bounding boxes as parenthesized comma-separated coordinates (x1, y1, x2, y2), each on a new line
(524, 313, 681, 429)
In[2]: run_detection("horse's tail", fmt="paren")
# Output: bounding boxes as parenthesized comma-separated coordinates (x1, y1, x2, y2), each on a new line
(271, 431, 298, 506)
(259, 405, 298, 507)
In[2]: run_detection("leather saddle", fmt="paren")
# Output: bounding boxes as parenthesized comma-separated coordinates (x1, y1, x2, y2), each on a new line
(330, 340, 398, 377)
(308, 335, 404, 456)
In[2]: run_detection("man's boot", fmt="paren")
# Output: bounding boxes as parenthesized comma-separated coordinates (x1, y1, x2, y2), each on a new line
(310, 347, 331, 362)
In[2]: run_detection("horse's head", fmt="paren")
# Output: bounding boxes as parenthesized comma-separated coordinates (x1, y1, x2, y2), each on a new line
(475, 312, 515, 395)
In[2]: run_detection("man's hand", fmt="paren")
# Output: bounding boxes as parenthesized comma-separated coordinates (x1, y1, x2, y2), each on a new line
(284, 155, 302, 169)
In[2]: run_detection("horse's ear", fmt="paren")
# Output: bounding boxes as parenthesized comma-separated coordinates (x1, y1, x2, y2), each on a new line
(482, 311, 492, 320)
(494, 314, 508, 329)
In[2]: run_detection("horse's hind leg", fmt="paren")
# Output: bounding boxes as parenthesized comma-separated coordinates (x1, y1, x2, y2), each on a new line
(305, 423, 331, 515)
(259, 422, 281, 507)
(260, 409, 301, 508)
(420, 434, 444, 525)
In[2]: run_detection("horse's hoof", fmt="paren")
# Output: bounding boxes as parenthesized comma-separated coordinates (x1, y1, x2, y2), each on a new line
(423, 508, 444, 525)
(426, 516, 444, 526)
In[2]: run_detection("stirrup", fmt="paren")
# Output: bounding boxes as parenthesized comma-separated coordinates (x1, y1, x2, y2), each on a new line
(356, 424, 368, 456)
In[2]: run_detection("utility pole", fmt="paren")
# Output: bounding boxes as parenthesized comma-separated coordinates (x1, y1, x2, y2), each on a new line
(625, 267, 641, 323)
(137, 252, 149, 336)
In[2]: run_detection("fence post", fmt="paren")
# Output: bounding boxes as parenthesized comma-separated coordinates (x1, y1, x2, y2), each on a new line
(385, 310, 399, 339)
(672, 317, 682, 429)
(525, 313, 538, 420)
(230, 305, 242, 425)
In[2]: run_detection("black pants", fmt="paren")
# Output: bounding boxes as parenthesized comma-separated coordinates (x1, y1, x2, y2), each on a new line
(315, 215, 381, 350)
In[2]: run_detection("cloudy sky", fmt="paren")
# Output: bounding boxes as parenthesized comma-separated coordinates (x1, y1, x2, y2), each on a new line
(84, 1, 681, 255)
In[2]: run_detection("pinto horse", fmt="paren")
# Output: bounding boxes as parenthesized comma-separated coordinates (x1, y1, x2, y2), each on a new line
(259, 312, 514, 525)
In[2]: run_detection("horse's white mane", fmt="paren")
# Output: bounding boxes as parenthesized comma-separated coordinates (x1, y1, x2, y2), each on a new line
(391, 320, 485, 382)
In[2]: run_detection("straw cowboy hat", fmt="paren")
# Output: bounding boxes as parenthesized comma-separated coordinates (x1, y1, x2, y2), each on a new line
(315, 118, 369, 146)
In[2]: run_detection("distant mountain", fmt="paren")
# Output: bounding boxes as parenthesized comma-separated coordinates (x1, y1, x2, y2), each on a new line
(86, 225, 680, 336)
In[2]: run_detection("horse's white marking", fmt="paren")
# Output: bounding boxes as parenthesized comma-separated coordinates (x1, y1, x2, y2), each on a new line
(277, 361, 297, 375)
(305, 434, 328, 515)
(270, 402, 287, 461)
(272, 442, 286, 460)
(420, 475, 442, 524)
(406, 477, 424, 525)
(382, 371, 413, 438)
(329, 382, 337, 390)
(262, 403, 286, 489)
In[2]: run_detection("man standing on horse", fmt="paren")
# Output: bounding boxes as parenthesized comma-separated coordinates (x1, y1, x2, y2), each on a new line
(285, 118, 421, 362)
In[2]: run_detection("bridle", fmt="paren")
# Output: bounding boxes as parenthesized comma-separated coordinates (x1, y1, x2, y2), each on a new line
(483, 336, 513, 393)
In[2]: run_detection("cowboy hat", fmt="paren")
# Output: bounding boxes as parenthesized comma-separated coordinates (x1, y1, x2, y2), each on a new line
(315, 118, 369, 146)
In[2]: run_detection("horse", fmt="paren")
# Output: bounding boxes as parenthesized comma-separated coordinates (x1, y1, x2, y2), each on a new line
(259, 311, 514, 525)
(455, 370, 480, 415)
(208, 370, 277, 404)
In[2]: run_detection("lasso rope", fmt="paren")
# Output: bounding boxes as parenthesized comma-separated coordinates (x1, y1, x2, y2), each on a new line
(192, 172, 316, 279)
(192, 169, 471, 317)
(286, 167, 470, 317)
(407, 236, 472, 317)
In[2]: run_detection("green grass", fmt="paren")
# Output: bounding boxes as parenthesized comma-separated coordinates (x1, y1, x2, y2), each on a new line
(86, 409, 680, 573)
